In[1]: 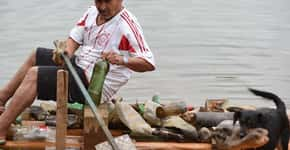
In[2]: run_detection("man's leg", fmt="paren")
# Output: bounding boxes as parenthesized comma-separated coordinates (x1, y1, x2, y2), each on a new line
(0, 50, 36, 105)
(0, 66, 38, 137)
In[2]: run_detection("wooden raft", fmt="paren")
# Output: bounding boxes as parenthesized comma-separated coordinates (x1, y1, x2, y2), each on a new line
(0, 69, 213, 150)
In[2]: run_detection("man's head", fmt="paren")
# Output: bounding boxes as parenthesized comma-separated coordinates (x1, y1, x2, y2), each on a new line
(95, 0, 123, 21)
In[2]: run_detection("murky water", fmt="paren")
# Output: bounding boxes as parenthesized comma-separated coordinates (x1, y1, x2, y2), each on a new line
(0, 0, 290, 108)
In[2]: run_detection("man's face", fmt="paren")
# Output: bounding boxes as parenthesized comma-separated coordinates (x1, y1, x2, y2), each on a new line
(95, 0, 122, 20)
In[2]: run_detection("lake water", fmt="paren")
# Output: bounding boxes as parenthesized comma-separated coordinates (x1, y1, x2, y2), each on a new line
(0, 0, 290, 108)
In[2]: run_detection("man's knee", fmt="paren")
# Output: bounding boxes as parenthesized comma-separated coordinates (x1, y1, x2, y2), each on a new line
(24, 67, 38, 82)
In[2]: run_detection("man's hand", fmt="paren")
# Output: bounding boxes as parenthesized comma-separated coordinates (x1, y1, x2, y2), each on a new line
(101, 51, 125, 65)
(52, 49, 65, 66)
(52, 40, 67, 66)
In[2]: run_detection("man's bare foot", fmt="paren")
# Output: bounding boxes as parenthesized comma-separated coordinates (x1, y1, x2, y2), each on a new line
(0, 118, 9, 145)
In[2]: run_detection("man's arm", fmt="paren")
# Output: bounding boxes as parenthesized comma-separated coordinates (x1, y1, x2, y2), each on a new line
(102, 51, 155, 72)
(66, 37, 80, 57)
(124, 56, 155, 72)
(52, 38, 80, 65)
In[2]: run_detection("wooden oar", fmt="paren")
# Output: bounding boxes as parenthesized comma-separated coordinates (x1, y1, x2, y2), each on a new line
(60, 52, 120, 150)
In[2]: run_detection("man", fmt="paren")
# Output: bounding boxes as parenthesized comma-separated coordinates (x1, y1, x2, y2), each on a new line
(0, 0, 155, 143)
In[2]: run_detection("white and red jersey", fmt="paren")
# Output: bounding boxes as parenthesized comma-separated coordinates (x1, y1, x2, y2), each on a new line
(69, 6, 155, 102)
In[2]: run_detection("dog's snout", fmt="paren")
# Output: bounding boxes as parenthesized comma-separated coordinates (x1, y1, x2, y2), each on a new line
(239, 131, 246, 138)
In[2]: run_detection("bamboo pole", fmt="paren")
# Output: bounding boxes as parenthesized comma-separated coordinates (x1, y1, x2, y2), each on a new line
(56, 70, 68, 150)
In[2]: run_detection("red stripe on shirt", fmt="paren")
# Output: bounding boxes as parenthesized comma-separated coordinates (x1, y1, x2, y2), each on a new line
(122, 11, 146, 52)
(77, 14, 88, 26)
(121, 15, 145, 52)
(121, 11, 147, 53)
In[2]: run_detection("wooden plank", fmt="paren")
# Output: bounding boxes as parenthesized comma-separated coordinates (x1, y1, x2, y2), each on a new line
(4, 140, 290, 150)
(0, 141, 212, 150)
(136, 142, 212, 150)
(0, 139, 81, 150)
(56, 70, 68, 150)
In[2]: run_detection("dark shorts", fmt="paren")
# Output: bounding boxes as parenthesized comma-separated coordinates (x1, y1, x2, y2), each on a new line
(36, 47, 88, 104)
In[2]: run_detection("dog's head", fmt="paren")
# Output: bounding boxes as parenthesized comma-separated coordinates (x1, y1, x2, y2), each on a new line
(233, 110, 265, 137)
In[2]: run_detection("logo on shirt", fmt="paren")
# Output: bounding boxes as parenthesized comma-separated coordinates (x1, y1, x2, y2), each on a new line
(96, 32, 110, 49)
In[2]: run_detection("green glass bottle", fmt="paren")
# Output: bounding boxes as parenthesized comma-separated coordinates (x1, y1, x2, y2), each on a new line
(152, 94, 160, 104)
(88, 60, 109, 106)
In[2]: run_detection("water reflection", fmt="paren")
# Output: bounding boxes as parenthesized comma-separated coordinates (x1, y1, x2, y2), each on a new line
(0, 0, 289, 107)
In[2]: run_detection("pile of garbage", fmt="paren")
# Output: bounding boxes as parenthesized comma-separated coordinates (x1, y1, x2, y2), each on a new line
(8, 96, 268, 150)
(104, 96, 268, 150)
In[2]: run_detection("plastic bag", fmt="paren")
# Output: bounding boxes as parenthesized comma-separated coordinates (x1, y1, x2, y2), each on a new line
(143, 100, 162, 126)
(115, 101, 152, 135)
(162, 116, 198, 140)
(95, 134, 137, 150)
(14, 125, 48, 141)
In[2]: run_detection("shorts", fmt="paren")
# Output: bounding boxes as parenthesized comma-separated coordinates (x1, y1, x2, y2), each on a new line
(36, 47, 88, 104)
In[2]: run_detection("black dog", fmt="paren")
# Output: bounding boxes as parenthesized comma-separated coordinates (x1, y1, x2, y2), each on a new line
(233, 88, 289, 150)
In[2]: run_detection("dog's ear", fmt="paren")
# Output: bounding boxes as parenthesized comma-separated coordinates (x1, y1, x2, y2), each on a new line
(257, 113, 264, 122)
(233, 111, 241, 125)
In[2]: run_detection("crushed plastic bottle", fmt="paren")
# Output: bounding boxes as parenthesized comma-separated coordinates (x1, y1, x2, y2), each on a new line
(13, 125, 48, 141)
(88, 60, 109, 106)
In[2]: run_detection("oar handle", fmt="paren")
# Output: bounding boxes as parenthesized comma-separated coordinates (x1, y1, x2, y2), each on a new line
(61, 52, 120, 150)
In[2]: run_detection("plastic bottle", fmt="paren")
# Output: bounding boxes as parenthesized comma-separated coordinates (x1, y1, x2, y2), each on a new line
(156, 101, 188, 118)
(88, 60, 109, 106)
(152, 94, 160, 104)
